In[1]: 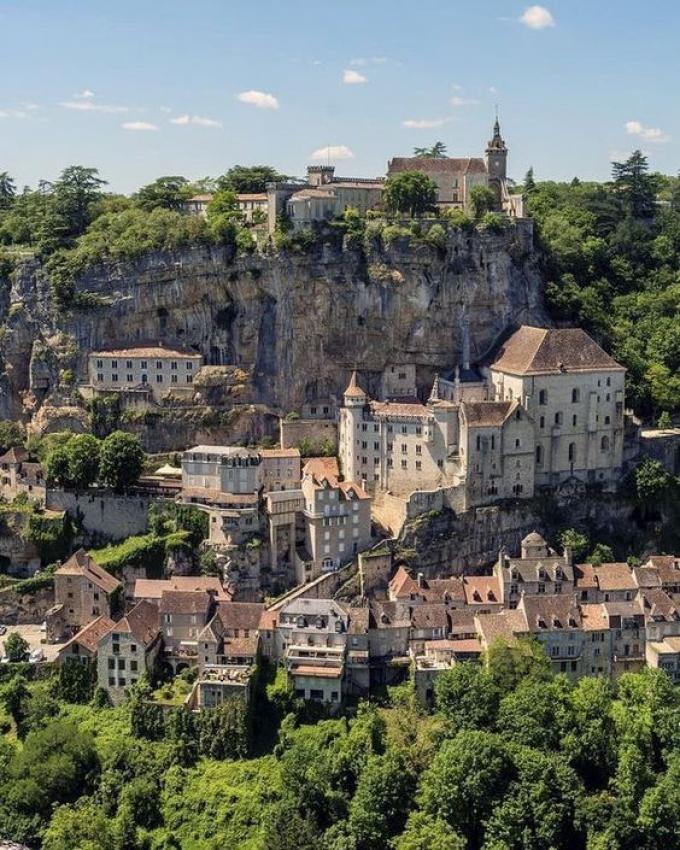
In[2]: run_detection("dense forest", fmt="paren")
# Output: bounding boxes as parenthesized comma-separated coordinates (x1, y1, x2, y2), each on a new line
(526, 154, 680, 419)
(1, 644, 679, 850)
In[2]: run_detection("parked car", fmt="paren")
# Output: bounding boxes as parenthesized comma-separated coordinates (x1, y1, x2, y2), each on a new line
(0, 625, 6, 636)
(29, 648, 44, 663)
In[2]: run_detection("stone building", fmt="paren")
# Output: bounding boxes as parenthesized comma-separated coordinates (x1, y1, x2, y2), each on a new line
(387, 119, 524, 218)
(0, 447, 46, 504)
(338, 326, 627, 511)
(182, 445, 262, 494)
(96, 600, 161, 705)
(494, 531, 574, 608)
(56, 615, 116, 664)
(51, 549, 121, 635)
(86, 345, 203, 402)
(259, 447, 301, 492)
(267, 166, 384, 232)
(300, 457, 372, 578)
(490, 326, 626, 489)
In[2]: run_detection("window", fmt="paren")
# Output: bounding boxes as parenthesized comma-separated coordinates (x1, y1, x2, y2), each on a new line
(515, 438, 521, 448)
(374, 441, 379, 451)
(130, 644, 137, 653)
(538, 582, 545, 593)
(604, 415, 610, 425)
(539, 389, 548, 405)
(415, 461, 422, 470)
(126, 360, 132, 369)
(361, 441, 367, 449)
(539, 415, 545, 429)
(141, 373, 148, 384)
(171, 374, 178, 383)
(536, 445, 543, 464)
(568, 442, 576, 462)
(401, 444, 407, 453)
(111, 360, 118, 369)
(601, 435, 610, 451)
(156, 374, 163, 383)
(606, 376, 611, 386)
(476, 435, 481, 451)
(156, 360, 162, 369)
(416, 426, 422, 435)
(97, 372, 104, 382)
(130, 660, 138, 671)
(572, 388, 580, 403)
(572, 414, 578, 426)
(108, 657, 115, 669)
(401, 460, 407, 469)
(555, 411, 563, 425)
(96, 359, 103, 369)
(415, 445, 422, 455)
(111, 373, 118, 383)
(401, 426, 407, 435)
(126, 373, 133, 382)
(171, 361, 177, 370)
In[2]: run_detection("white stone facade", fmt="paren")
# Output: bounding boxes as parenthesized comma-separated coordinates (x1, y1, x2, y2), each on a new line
(88, 346, 203, 402)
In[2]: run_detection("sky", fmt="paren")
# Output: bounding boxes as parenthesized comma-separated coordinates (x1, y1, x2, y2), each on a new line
(0, 0, 678, 193)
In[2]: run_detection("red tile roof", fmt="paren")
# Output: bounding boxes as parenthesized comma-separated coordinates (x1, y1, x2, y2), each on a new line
(59, 615, 115, 655)
(57, 549, 121, 595)
(462, 400, 518, 428)
(388, 156, 487, 176)
(111, 600, 160, 645)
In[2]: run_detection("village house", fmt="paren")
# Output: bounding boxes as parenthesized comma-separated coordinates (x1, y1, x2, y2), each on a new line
(300, 457, 372, 579)
(96, 600, 161, 704)
(259, 447, 301, 491)
(495, 531, 574, 607)
(133, 576, 231, 606)
(182, 445, 262, 495)
(56, 615, 116, 665)
(86, 345, 203, 403)
(158, 589, 217, 671)
(0, 447, 46, 504)
(49, 549, 121, 638)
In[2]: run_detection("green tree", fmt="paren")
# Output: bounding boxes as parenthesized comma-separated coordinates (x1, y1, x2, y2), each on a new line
(349, 752, 416, 850)
(135, 175, 191, 211)
(611, 150, 657, 218)
(64, 434, 101, 489)
(434, 663, 500, 732)
(469, 185, 497, 220)
(0, 171, 16, 209)
(0, 420, 24, 453)
(524, 166, 536, 193)
(420, 730, 514, 850)
(3, 632, 29, 662)
(560, 527, 589, 561)
(0, 673, 30, 725)
(394, 812, 465, 850)
(658, 410, 673, 429)
(198, 698, 248, 760)
(496, 677, 570, 750)
(99, 430, 144, 490)
(413, 142, 447, 158)
(206, 187, 242, 243)
(51, 165, 107, 239)
(561, 676, 616, 788)
(637, 756, 680, 849)
(42, 798, 117, 850)
(217, 164, 284, 193)
(486, 636, 551, 695)
(588, 543, 615, 566)
(634, 457, 674, 505)
(383, 172, 437, 217)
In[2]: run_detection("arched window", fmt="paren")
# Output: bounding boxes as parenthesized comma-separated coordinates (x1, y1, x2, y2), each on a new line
(539, 389, 548, 405)
(601, 435, 610, 451)
(571, 388, 580, 403)
(568, 442, 576, 463)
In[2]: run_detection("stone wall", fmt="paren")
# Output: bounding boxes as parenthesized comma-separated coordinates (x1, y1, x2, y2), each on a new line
(640, 429, 680, 474)
(280, 418, 338, 453)
(0, 586, 55, 625)
(373, 484, 466, 537)
(46, 489, 159, 542)
(359, 549, 393, 596)
(269, 561, 357, 610)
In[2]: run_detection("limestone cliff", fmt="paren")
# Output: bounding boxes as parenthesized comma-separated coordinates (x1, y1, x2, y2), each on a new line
(0, 221, 547, 448)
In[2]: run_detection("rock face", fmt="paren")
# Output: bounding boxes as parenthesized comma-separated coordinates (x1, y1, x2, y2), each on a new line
(0, 221, 547, 445)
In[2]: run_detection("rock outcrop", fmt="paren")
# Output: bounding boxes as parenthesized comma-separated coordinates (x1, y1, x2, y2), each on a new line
(0, 221, 547, 448)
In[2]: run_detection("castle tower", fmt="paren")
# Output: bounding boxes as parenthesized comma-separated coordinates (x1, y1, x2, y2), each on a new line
(339, 371, 367, 485)
(307, 165, 335, 187)
(485, 116, 507, 182)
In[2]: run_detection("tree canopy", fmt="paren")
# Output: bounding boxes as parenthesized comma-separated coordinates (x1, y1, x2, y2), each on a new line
(383, 172, 438, 217)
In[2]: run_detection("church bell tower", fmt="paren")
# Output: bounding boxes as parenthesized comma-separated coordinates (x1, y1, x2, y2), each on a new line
(485, 116, 507, 182)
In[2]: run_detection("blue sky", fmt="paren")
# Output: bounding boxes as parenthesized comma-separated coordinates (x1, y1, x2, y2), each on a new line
(1, 0, 678, 193)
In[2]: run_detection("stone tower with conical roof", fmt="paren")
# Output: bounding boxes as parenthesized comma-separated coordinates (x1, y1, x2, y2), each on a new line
(339, 371, 367, 486)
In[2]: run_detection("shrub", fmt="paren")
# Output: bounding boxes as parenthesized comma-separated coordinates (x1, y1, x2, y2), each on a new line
(424, 223, 447, 249)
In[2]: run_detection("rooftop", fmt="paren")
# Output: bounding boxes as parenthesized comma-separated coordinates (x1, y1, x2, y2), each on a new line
(491, 326, 624, 376)
(90, 345, 202, 359)
(387, 156, 487, 175)
(56, 549, 120, 595)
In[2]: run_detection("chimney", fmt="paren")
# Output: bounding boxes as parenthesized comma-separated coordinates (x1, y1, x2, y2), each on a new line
(563, 545, 573, 566)
(417, 572, 425, 588)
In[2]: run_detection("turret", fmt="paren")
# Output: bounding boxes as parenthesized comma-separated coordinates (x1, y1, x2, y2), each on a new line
(343, 370, 367, 408)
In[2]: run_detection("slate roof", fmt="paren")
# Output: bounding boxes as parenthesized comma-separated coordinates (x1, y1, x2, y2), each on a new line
(90, 345, 201, 359)
(369, 400, 432, 420)
(134, 576, 230, 601)
(475, 608, 529, 645)
(217, 601, 265, 631)
(410, 603, 450, 631)
(159, 589, 213, 616)
(522, 594, 582, 630)
(491, 326, 624, 376)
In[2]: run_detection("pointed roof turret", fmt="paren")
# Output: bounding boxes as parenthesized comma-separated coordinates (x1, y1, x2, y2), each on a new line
(487, 115, 506, 151)
(344, 370, 367, 401)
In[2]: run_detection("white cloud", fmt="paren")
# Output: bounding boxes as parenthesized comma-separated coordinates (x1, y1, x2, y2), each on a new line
(625, 120, 670, 143)
(519, 5, 555, 28)
(121, 121, 158, 131)
(350, 56, 387, 66)
(0, 109, 30, 119)
(489, 85, 499, 95)
(237, 90, 279, 109)
(402, 117, 450, 129)
(76, 88, 95, 99)
(60, 99, 128, 113)
(343, 69, 367, 84)
(451, 95, 479, 107)
(170, 114, 222, 127)
(310, 145, 355, 161)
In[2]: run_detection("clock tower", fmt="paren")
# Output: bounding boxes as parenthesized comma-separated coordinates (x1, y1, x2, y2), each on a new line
(485, 116, 507, 182)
